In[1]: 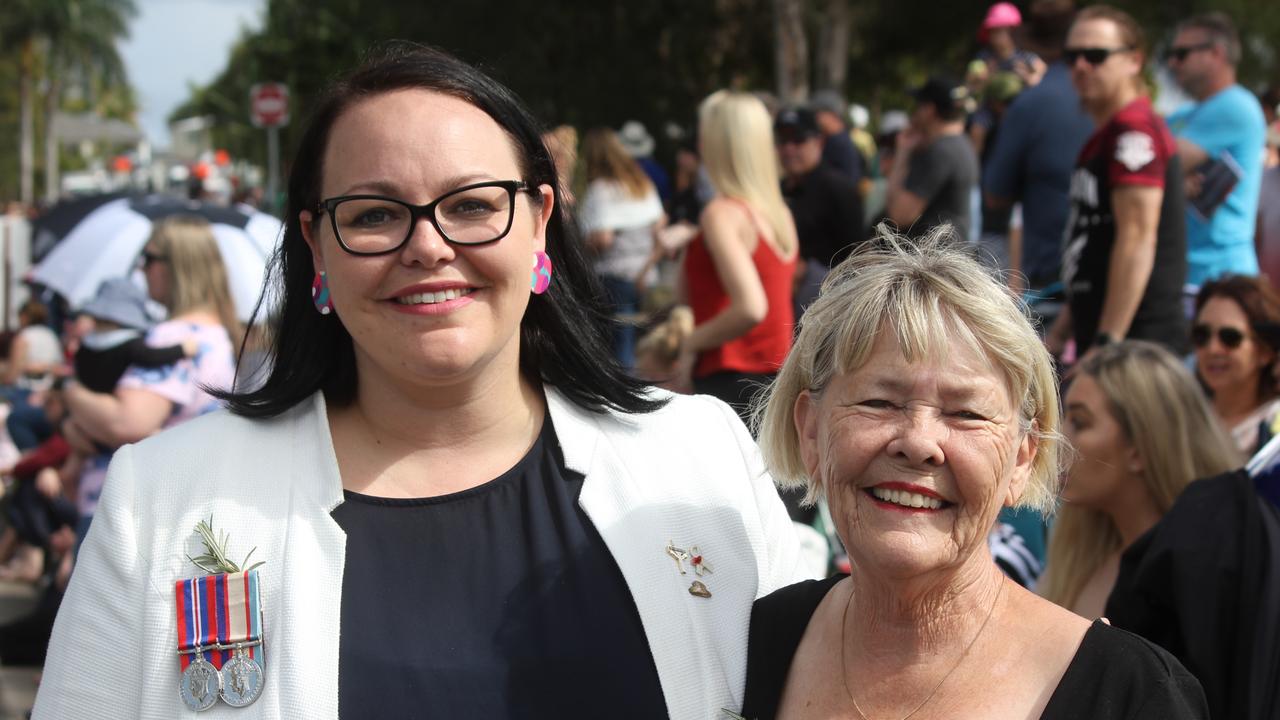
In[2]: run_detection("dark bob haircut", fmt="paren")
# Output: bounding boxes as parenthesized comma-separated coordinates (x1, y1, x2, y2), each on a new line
(222, 42, 663, 418)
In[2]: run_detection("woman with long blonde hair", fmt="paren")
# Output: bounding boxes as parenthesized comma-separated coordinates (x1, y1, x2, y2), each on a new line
(1041, 340, 1239, 618)
(63, 215, 241, 545)
(677, 90, 798, 421)
(578, 127, 664, 368)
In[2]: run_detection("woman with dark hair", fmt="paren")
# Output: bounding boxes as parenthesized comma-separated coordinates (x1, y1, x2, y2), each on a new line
(1192, 274, 1280, 454)
(34, 43, 801, 719)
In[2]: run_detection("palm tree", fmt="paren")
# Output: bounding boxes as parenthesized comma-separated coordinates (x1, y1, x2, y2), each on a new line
(41, 0, 137, 202)
(1, 0, 135, 206)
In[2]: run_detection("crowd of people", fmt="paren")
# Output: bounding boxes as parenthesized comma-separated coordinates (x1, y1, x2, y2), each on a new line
(0, 1, 1274, 718)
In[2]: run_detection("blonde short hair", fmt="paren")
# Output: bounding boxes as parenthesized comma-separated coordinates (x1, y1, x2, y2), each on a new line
(754, 227, 1062, 513)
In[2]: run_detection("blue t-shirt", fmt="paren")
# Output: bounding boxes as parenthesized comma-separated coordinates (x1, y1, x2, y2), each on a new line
(983, 63, 1094, 284)
(1166, 84, 1265, 286)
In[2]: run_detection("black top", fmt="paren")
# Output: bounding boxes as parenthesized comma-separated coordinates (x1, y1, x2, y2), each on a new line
(330, 416, 668, 719)
(904, 133, 980, 241)
(1107, 470, 1280, 720)
(821, 132, 865, 185)
(74, 334, 187, 394)
(741, 576, 1208, 720)
(1062, 97, 1187, 356)
(782, 165, 865, 267)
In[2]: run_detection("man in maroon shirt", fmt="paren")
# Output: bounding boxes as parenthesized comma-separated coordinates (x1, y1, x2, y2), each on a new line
(1050, 5, 1188, 359)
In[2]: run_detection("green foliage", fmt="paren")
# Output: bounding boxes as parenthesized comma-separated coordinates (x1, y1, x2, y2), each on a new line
(187, 516, 265, 576)
(173, 0, 776, 169)
(0, 0, 138, 202)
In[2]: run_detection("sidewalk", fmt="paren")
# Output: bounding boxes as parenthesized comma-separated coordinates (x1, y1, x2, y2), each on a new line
(0, 580, 41, 719)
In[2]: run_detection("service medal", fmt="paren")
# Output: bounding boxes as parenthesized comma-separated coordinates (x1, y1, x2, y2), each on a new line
(179, 656, 220, 712)
(176, 568, 266, 710)
(220, 649, 266, 707)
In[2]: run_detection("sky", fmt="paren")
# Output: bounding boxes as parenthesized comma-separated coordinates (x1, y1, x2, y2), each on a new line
(119, 0, 266, 149)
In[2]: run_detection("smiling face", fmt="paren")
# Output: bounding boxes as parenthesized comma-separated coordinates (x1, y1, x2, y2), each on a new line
(794, 328, 1035, 582)
(1061, 374, 1141, 510)
(300, 89, 554, 390)
(1195, 295, 1272, 398)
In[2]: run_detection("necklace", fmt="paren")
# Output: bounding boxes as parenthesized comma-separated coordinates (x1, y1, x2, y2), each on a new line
(839, 576, 1006, 720)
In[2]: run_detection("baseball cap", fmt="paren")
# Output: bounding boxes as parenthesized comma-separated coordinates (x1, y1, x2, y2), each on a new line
(774, 107, 821, 142)
(911, 76, 973, 118)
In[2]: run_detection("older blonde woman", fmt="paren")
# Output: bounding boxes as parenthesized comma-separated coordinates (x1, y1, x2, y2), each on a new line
(741, 231, 1207, 719)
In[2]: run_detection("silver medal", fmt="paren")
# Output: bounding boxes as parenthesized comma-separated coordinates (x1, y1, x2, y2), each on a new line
(219, 649, 265, 708)
(179, 656, 221, 712)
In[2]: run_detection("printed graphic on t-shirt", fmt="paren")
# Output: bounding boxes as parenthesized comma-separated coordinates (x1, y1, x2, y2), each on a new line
(1115, 131, 1155, 172)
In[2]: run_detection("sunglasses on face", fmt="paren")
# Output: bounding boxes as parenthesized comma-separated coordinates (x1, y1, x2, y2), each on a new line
(1191, 324, 1247, 349)
(1165, 42, 1214, 62)
(1063, 46, 1133, 66)
(140, 251, 168, 268)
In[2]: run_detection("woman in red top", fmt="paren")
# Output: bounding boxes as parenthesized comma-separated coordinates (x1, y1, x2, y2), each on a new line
(678, 90, 799, 424)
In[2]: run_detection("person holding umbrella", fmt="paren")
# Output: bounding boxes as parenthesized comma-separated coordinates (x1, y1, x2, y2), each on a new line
(34, 43, 801, 719)
(60, 215, 239, 549)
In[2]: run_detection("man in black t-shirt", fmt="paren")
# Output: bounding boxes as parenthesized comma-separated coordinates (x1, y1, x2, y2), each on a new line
(1051, 7, 1187, 358)
(886, 76, 980, 241)
(775, 106, 865, 316)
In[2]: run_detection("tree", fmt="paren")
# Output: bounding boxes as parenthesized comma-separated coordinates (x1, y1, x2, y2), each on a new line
(814, 0, 850, 92)
(774, 0, 809, 102)
(39, 0, 137, 202)
(0, 0, 135, 205)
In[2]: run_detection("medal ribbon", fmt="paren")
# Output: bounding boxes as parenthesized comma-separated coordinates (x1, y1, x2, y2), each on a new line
(175, 569, 263, 671)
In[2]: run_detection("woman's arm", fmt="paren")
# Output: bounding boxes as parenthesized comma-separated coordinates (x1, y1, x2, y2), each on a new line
(1, 333, 28, 385)
(65, 382, 173, 447)
(684, 200, 769, 355)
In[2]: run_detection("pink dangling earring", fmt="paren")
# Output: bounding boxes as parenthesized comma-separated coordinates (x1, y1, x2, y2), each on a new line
(312, 271, 334, 315)
(531, 251, 553, 295)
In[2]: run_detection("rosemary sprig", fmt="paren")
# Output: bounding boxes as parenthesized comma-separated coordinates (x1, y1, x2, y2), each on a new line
(186, 516, 265, 575)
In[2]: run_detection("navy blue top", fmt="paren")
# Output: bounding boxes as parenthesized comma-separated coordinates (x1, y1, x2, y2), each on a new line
(331, 416, 669, 719)
(983, 63, 1095, 285)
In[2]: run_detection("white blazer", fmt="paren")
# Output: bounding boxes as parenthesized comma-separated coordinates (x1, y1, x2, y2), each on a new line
(34, 388, 803, 719)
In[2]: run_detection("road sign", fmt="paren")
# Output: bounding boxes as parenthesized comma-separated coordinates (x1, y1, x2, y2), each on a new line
(250, 83, 289, 128)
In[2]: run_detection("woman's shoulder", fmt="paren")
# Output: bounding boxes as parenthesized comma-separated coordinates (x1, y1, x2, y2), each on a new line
(128, 394, 316, 468)
(742, 576, 845, 719)
(1043, 621, 1208, 719)
(753, 575, 845, 625)
(145, 318, 227, 345)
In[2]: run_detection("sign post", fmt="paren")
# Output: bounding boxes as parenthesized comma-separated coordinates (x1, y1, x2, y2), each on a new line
(250, 83, 290, 213)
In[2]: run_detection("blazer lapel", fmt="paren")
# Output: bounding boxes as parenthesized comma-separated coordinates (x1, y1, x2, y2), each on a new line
(548, 388, 730, 719)
(265, 392, 347, 717)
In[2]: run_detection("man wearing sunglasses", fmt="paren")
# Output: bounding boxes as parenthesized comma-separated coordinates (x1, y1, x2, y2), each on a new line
(1051, 5, 1188, 360)
(1165, 12, 1266, 289)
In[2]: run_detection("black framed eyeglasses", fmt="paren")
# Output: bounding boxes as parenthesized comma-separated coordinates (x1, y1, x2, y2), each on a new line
(1063, 46, 1133, 66)
(1165, 42, 1215, 63)
(315, 180, 533, 256)
(1191, 323, 1247, 349)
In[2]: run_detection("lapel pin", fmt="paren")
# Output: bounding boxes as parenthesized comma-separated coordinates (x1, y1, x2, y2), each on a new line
(665, 540, 690, 575)
(689, 546, 713, 576)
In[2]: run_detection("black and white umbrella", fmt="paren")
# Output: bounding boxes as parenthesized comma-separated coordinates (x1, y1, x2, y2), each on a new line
(30, 192, 129, 262)
(30, 195, 283, 321)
